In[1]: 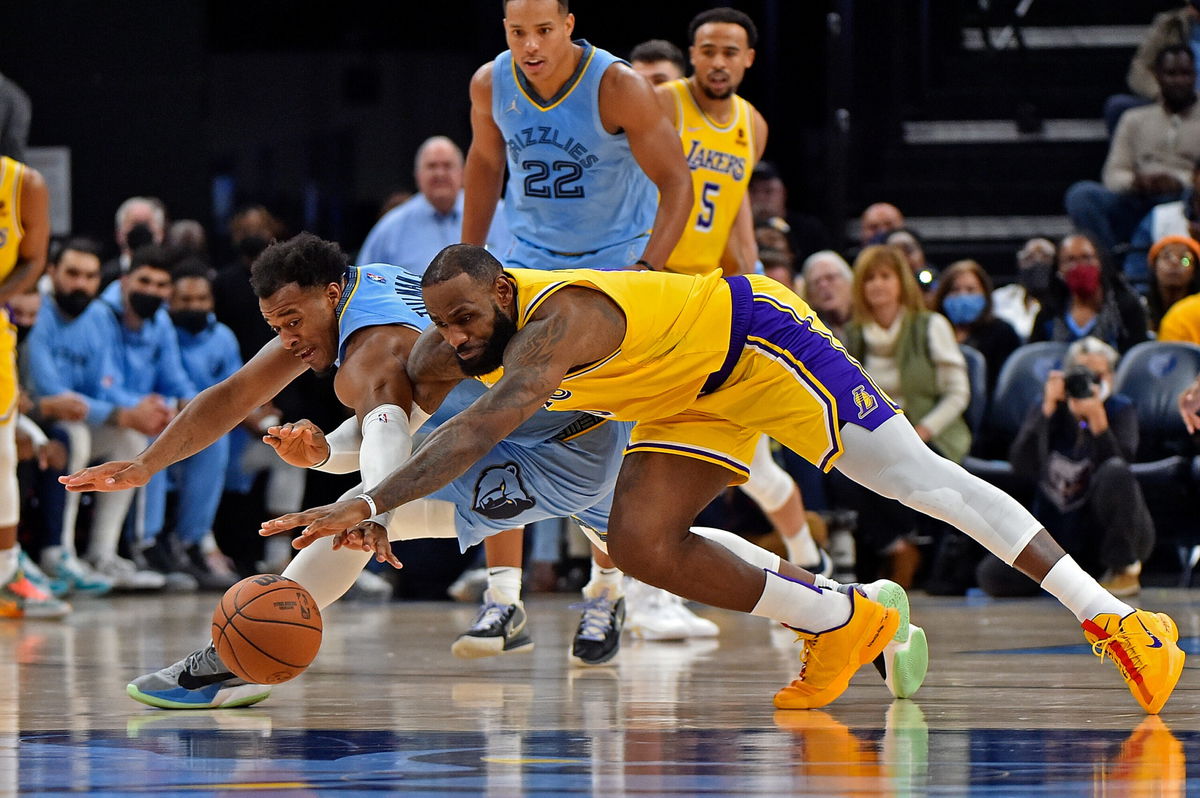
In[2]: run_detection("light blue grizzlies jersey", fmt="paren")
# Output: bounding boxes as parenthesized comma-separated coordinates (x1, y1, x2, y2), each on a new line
(333, 262, 628, 548)
(492, 40, 657, 257)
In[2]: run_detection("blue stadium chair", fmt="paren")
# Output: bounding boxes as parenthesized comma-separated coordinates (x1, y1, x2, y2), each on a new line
(963, 341, 1068, 485)
(960, 344, 987, 444)
(1112, 340, 1200, 482)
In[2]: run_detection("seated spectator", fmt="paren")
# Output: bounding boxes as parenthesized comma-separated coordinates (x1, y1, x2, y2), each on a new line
(976, 337, 1153, 598)
(759, 246, 795, 291)
(1146, 235, 1200, 331)
(98, 244, 198, 589)
(166, 219, 209, 262)
(357, 136, 510, 273)
(932, 259, 1021, 396)
(157, 261, 241, 590)
(23, 238, 166, 591)
(858, 202, 905, 247)
(1104, 2, 1200, 135)
(214, 204, 283, 363)
(746, 161, 830, 260)
(1066, 45, 1200, 252)
(800, 249, 853, 343)
(993, 237, 1057, 340)
(838, 244, 971, 586)
(1123, 159, 1200, 289)
(100, 196, 167, 288)
(885, 227, 938, 301)
(1030, 232, 1149, 353)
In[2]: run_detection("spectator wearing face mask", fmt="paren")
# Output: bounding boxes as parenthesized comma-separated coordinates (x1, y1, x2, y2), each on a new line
(976, 337, 1153, 599)
(993, 238, 1057, 341)
(152, 261, 241, 590)
(932, 259, 1021, 397)
(23, 238, 163, 592)
(97, 244, 197, 589)
(1029, 233, 1149, 354)
(100, 196, 167, 289)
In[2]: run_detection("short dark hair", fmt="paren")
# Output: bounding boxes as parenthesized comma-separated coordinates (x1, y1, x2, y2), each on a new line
(172, 256, 213, 284)
(53, 236, 103, 264)
(502, 0, 568, 13)
(629, 39, 686, 73)
(422, 244, 504, 288)
(688, 7, 758, 49)
(249, 232, 349, 299)
(1154, 43, 1194, 71)
(129, 244, 172, 275)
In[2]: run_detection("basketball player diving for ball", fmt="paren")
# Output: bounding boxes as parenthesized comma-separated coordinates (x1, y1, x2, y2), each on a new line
(63, 233, 925, 710)
(264, 244, 1185, 714)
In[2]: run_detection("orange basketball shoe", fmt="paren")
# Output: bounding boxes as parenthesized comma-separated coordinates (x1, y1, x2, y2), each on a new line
(0, 570, 71, 619)
(774, 590, 899, 710)
(1082, 610, 1185, 714)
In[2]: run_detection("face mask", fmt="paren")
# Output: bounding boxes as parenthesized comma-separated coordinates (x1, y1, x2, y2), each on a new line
(128, 291, 164, 319)
(125, 222, 155, 251)
(14, 324, 31, 345)
(170, 309, 209, 334)
(1018, 261, 1053, 298)
(1098, 378, 1112, 402)
(54, 289, 93, 319)
(942, 293, 986, 326)
(1064, 262, 1102, 299)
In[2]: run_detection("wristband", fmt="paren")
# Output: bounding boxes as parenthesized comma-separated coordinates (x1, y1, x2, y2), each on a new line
(355, 493, 378, 516)
(311, 446, 331, 469)
(635, 259, 655, 271)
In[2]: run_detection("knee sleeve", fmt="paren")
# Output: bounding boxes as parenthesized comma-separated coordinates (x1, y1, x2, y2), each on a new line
(835, 415, 1042, 565)
(0, 418, 16, 527)
(739, 436, 794, 513)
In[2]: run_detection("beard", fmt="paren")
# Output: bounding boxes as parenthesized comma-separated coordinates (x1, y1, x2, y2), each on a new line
(456, 304, 518, 377)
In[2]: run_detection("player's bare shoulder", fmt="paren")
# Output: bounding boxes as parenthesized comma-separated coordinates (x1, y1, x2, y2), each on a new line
(469, 60, 496, 104)
(597, 61, 659, 133)
(525, 285, 626, 366)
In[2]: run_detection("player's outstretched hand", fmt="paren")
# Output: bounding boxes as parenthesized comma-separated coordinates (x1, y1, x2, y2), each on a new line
(59, 460, 151, 492)
(333, 521, 403, 568)
(260, 498, 370, 549)
(263, 418, 328, 468)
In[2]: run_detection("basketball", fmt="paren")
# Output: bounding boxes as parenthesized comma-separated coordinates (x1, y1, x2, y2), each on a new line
(211, 574, 323, 684)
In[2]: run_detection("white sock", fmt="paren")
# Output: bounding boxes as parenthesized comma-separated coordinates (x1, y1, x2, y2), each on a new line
(486, 567, 522, 605)
(751, 569, 851, 633)
(583, 563, 623, 599)
(0, 546, 17, 584)
(813, 574, 842, 590)
(1041, 555, 1134, 623)
(782, 521, 821, 565)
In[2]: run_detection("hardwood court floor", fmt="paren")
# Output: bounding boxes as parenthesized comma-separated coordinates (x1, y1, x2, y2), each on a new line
(2, 587, 1198, 796)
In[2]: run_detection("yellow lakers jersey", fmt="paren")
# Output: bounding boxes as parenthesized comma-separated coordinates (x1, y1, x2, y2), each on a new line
(0, 156, 26, 280)
(663, 79, 757, 276)
(484, 267, 733, 420)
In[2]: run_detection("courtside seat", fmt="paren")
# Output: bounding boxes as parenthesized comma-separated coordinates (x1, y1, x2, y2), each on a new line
(963, 341, 1068, 487)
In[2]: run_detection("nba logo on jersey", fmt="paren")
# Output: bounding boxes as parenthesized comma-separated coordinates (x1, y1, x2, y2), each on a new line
(852, 385, 878, 419)
(365, 272, 386, 284)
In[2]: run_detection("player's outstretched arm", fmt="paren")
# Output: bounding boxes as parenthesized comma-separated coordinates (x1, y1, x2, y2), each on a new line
(462, 62, 507, 247)
(261, 291, 618, 546)
(602, 64, 693, 269)
(61, 339, 305, 492)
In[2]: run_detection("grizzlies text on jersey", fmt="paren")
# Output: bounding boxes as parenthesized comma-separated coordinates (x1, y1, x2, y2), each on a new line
(492, 40, 657, 259)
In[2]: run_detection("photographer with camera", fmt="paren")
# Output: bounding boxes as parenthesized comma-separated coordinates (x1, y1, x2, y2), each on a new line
(976, 337, 1154, 598)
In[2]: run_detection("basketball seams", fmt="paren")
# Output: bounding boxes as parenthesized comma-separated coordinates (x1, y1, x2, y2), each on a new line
(222, 622, 308, 671)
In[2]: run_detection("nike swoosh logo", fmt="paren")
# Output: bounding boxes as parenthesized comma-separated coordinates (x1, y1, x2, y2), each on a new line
(1138, 618, 1163, 648)
(178, 669, 236, 690)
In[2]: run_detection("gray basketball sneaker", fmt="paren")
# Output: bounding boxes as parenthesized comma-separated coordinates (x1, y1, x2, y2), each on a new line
(127, 644, 272, 709)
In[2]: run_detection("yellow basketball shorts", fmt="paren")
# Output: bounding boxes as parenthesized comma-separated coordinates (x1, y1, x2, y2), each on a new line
(626, 275, 900, 483)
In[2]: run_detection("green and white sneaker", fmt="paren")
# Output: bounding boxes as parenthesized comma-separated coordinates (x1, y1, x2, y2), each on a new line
(848, 579, 928, 699)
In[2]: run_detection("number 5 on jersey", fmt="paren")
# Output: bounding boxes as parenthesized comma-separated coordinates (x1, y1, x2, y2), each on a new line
(696, 182, 720, 231)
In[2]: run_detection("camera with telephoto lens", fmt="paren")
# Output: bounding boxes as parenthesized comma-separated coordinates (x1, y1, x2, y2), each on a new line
(1063, 365, 1098, 399)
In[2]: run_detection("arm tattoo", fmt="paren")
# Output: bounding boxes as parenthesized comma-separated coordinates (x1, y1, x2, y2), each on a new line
(366, 313, 571, 511)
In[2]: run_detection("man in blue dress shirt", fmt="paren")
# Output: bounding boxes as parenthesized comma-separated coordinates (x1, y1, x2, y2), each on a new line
(356, 136, 510, 273)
